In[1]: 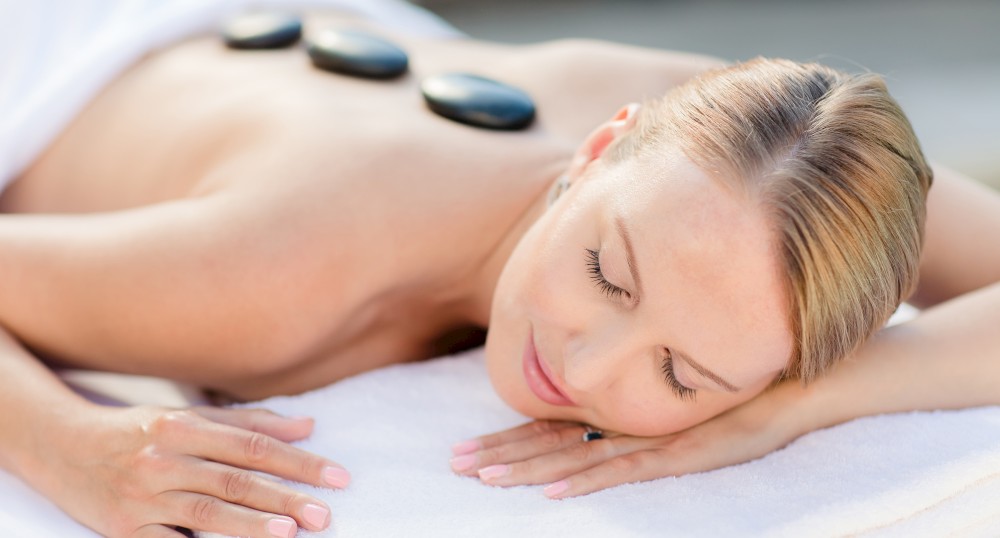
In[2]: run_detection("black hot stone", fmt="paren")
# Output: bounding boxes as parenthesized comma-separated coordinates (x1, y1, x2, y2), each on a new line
(421, 73, 536, 131)
(221, 12, 302, 50)
(306, 30, 409, 79)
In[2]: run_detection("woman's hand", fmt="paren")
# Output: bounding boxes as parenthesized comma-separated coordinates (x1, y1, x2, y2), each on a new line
(450, 385, 806, 498)
(22, 404, 348, 538)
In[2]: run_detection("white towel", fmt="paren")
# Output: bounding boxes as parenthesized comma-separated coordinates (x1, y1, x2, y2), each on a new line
(215, 348, 1000, 537)
(3, 347, 999, 537)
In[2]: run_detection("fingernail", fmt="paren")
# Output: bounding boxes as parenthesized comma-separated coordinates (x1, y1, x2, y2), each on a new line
(450, 454, 477, 472)
(477, 464, 510, 481)
(543, 480, 570, 498)
(323, 466, 351, 488)
(287, 415, 313, 421)
(451, 439, 482, 455)
(302, 503, 330, 529)
(267, 517, 296, 538)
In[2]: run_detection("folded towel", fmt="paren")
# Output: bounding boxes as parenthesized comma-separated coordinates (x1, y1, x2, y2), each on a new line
(203, 348, 1000, 537)
(2, 346, 999, 537)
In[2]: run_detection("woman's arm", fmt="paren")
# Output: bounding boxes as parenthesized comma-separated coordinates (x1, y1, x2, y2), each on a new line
(910, 164, 1000, 307)
(0, 195, 243, 377)
(0, 182, 359, 384)
(0, 186, 359, 532)
(0, 326, 86, 473)
(0, 325, 344, 537)
(457, 165, 1000, 496)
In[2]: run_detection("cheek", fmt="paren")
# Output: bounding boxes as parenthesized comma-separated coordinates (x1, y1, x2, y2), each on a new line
(621, 403, 727, 436)
(484, 229, 556, 414)
(594, 363, 763, 437)
(484, 212, 586, 416)
(492, 212, 583, 329)
(483, 269, 528, 415)
(598, 379, 764, 436)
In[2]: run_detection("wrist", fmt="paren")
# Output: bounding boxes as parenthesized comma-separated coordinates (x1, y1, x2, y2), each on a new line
(761, 378, 831, 442)
(11, 398, 104, 487)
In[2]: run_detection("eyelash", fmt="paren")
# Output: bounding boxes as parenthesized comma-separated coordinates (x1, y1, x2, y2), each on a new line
(585, 248, 696, 402)
(661, 349, 697, 402)
(585, 248, 630, 301)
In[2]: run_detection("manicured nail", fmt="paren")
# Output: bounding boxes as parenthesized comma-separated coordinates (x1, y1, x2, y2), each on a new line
(267, 517, 296, 538)
(543, 480, 570, 498)
(302, 503, 330, 528)
(450, 454, 477, 472)
(451, 439, 482, 455)
(477, 464, 510, 481)
(323, 466, 351, 488)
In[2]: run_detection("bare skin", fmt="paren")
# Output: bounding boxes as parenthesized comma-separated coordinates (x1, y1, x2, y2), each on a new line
(0, 13, 718, 400)
(2, 9, 1000, 538)
(0, 10, 724, 538)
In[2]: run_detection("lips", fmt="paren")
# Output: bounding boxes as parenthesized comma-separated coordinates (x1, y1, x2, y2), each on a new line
(522, 328, 576, 406)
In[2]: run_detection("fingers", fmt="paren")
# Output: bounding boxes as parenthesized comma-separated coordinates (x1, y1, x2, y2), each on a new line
(133, 525, 186, 538)
(474, 436, 646, 487)
(450, 423, 590, 476)
(542, 448, 675, 499)
(159, 491, 301, 538)
(454, 422, 671, 499)
(191, 407, 314, 443)
(451, 420, 581, 456)
(171, 458, 331, 532)
(153, 411, 350, 490)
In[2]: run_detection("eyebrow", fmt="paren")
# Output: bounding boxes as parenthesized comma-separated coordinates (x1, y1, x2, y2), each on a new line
(675, 349, 741, 393)
(614, 216, 742, 394)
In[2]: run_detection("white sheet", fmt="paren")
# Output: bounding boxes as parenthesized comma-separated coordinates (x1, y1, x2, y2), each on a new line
(4, 347, 999, 537)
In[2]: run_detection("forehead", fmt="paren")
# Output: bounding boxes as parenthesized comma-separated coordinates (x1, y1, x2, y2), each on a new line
(601, 150, 793, 383)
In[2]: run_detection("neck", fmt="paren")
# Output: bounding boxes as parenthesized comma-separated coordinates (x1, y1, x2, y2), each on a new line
(457, 159, 568, 328)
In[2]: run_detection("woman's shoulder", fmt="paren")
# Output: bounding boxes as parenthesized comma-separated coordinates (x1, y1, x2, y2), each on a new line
(523, 38, 726, 89)
(532, 37, 726, 72)
(487, 38, 727, 141)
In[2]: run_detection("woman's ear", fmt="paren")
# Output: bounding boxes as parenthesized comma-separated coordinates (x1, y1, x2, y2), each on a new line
(565, 103, 642, 179)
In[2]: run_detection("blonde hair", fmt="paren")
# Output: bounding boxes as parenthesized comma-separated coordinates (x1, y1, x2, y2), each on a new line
(608, 58, 933, 381)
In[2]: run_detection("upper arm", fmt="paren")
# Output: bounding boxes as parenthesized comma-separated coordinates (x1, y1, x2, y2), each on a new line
(0, 189, 352, 381)
(909, 164, 1000, 308)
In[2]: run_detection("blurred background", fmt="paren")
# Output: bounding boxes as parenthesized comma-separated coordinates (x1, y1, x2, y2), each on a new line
(418, 0, 999, 189)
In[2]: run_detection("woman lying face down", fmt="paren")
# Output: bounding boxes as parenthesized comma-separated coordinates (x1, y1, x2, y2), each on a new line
(12, 21, 994, 537)
(487, 58, 930, 437)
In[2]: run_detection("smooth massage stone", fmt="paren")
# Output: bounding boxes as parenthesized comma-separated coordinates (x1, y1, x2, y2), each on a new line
(222, 12, 302, 49)
(420, 73, 536, 131)
(306, 29, 409, 79)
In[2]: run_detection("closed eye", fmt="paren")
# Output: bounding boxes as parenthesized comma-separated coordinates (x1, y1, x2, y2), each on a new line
(661, 348, 697, 402)
(585, 248, 630, 301)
